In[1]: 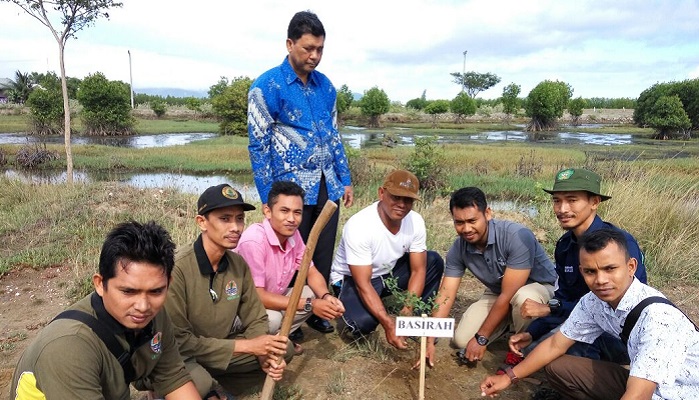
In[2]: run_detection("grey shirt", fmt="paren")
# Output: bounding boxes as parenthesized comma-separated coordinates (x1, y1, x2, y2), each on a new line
(445, 219, 556, 294)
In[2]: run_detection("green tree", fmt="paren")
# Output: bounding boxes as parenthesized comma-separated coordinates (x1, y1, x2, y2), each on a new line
(184, 97, 202, 118)
(336, 84, 354, 119)
(26, 87, 63, 135)
(359, 86, 390, 128)
(211, 76, 253, 135)
(450, 92, 476, 123)
(7, 70, 33, 104)
(525, 80, 573, 131)
(402, 136, 447, 200)
(646, 95, 691, 139)
(634, 79, 699, 130)
(151, 100, 167, 118)
(2, 0, 122, 183)
(406, 90, 428, 110)
(450, 71, 501, 98)
(568, 97, 587, 126)
(501, 83, 521, 121)
(208, 76, 229, 99)
(423, 99, 450, 128)
(77, 72, 134, 135)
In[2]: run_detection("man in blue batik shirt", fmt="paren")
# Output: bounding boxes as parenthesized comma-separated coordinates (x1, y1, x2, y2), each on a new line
(248, 10, 353, 336)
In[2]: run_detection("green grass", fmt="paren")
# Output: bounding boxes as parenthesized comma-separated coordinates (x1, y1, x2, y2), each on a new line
(0, 114, 31, 132)
(0, 113, 219, 135)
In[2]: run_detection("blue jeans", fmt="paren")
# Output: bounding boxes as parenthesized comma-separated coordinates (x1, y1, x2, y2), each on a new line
(336, 251, 444, 335)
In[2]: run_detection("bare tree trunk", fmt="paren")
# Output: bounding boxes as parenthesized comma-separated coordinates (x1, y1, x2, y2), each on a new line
(57, 41, 73, 183)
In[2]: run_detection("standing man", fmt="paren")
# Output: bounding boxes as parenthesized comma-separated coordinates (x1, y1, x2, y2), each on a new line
(11, 221, 200, 399)
(512, 168, 646, 363)
(481, 229, 699, 399)
(417, 187, 557, 368)
(248, 10, 353, 335)
(330, 169, 444, 349)
(164, 184, 292, 398)
(236, 180, 345, 355)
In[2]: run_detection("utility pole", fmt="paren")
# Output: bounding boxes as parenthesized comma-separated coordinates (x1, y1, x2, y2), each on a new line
(128, 50, 134, 109)
(462, 50, 468, 93)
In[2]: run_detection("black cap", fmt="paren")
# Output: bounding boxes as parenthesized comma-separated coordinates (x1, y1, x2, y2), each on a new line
(197, 184, 256, 215)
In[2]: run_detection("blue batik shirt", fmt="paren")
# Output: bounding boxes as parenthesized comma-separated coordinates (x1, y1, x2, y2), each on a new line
(247, 57, 352, 205)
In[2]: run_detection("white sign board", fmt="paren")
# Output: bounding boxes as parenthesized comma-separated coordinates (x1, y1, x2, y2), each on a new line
(395, 316, 455, 338)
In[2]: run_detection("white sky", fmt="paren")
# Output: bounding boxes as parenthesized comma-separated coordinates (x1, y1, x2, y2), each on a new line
(1, 0, 698, 103)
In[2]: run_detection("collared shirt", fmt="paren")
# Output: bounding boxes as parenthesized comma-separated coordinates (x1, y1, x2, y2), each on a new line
(235, 219, 306, 294)
(248, 57, 352, 205)
(164, 237, 269, 371)
(561, 279, 699, 399)
(444, 219, 557, 294)
(11, 293, 190, 399)
(330, 201, 427, 282)
(553, 215, 646, 316)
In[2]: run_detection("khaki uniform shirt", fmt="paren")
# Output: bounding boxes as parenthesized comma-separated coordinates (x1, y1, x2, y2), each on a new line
(165, 236, 269, 370)
(10, 293, 191, 400)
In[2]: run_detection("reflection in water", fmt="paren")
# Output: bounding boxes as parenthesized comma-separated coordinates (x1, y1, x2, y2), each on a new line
(489, 200, 538, 218)
(0, 132, 216, 148)
(341, 130, 637, 149)
(4, 169, 258, 199)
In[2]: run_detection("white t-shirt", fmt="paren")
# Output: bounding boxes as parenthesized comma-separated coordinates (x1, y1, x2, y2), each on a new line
(330, 201, 427, 283)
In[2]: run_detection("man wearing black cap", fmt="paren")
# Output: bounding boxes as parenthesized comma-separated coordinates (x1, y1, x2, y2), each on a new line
(330, 169, 444, 349)
(164, 184, 293, 397)
(510, 168, 646, 364)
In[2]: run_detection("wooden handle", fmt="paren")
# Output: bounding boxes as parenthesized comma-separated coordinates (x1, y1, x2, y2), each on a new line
(260, 200, 339, 399)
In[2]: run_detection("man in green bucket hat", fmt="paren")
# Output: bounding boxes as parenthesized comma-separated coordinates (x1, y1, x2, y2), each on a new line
(507, 168, 647, 366)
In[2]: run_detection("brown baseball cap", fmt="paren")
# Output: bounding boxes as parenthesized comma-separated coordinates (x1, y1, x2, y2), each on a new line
(543, 168, 611, 201)
(197, 184, 256, 215)
(382, 169, 421, 201)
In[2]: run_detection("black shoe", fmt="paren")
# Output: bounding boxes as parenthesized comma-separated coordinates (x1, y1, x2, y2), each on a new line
(306, 316, 335, 333)
(288, 328, 304, 342)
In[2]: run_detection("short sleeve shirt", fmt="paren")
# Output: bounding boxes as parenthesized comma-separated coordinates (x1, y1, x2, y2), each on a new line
(330, 202, 427, 282)
(235, 219, 307, 294)
(560, 279, 699, 399)
(445, 219, 557, 294)
(10, 293, 190, 399)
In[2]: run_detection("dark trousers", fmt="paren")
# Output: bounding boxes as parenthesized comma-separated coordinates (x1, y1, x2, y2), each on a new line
(298, 174, 340, 282)
(337, 251, 444, 335)
(545, 355, 629, 400)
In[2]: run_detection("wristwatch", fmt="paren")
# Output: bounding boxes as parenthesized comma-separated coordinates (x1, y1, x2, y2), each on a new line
(303, 297, 313, 312)
(548, 298, 561, 310)
(474, 333, 489, 346)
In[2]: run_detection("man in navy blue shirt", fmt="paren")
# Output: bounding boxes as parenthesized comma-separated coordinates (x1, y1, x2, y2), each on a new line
(510, 168, 646, 363)
(248, 11, 353, 335)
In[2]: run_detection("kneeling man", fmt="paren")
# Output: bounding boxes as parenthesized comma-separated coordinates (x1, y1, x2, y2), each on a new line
(236, 181, 345, 353)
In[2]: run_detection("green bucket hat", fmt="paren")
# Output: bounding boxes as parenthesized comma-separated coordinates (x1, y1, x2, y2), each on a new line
(543, 168, 611, 201)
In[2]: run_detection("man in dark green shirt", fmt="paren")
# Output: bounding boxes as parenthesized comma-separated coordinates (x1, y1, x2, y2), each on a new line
(10, 221, 199, 400)
(165, 184, 293, 396)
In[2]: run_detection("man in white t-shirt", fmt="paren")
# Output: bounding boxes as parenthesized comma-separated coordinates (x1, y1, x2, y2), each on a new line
(330, 169, 444, 349)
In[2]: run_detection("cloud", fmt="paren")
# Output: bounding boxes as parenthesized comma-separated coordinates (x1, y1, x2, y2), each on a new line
(1, 0, 698, 102)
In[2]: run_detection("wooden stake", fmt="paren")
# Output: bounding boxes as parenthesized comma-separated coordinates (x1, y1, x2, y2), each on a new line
(259, 200, 339, 400)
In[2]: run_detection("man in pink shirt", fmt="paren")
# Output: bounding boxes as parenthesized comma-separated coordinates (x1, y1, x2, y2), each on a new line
(236, 181, 345, 353)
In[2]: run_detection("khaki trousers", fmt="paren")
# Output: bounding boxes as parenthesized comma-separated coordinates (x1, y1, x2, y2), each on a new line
(452, 282, 554, 349)
(266, 286, 314, 334)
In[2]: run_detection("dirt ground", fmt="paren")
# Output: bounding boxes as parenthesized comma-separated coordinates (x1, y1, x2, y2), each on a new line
(0, 264, 552, 400)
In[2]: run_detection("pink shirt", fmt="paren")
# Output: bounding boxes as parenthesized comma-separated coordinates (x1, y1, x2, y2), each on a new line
(235, 219, 307, 294)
